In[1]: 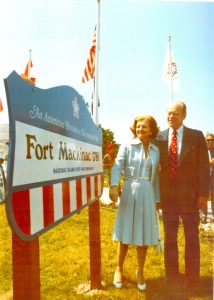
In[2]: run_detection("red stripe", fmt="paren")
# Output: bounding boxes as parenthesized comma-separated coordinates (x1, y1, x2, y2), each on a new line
(12, 190, 31, 235)
(84, 69, 90, 81)
(43, 185, 54, 227)
(94, 175, 98, 198)
(86, 177, 91, 203)
(62, 182, 70, 216)
(76, 179, 82, 209)
(87, 60, 93, 75)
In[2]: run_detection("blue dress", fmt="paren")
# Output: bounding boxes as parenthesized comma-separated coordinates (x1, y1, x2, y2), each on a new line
(111, 138, 160, 246)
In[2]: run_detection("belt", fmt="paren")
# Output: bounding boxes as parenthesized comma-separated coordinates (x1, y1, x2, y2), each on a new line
(124, 176, 150, 181)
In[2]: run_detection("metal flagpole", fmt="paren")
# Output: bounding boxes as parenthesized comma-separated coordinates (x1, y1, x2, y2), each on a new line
(94, 0, 100, 126)
(88, 0, 102, 290)
(168, 36, 174, 102)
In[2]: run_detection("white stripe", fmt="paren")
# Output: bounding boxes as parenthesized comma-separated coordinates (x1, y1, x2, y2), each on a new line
(30, 187, 44, 234)
(90, 176, 95, 201)
(98, 175, 102, 196)
(81, 177, 87, 205)
(53, 183, 63, 222)
(69, 180, 77, 211)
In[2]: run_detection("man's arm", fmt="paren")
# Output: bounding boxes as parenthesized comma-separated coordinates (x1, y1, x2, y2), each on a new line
(197, 131, 210, 205)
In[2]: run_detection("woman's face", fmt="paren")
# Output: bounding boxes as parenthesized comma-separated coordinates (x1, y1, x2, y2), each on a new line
(136, 119, 152, 141)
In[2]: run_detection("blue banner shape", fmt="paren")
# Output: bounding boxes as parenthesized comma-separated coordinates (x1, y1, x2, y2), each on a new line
(4, 71, 103, 240)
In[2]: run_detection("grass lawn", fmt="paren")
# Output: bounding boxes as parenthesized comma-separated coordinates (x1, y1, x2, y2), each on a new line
(0, 201, 213, 300)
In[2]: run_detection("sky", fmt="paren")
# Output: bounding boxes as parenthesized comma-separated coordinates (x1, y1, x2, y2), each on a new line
(0, 0, 213, 144)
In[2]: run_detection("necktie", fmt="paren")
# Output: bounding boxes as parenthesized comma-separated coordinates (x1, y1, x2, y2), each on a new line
(169, 129, 178, 177)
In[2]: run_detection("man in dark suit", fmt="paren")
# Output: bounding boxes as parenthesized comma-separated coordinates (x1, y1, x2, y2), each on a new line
(156, 101, 210, 285)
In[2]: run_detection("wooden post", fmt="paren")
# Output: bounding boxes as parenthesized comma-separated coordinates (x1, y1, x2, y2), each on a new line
(88, 200, 102, 289)
(12, 232, 40, 300)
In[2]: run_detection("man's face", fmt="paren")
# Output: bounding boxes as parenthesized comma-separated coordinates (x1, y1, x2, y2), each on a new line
(167, 103, 186, 129)
(206, 135, 214, 149)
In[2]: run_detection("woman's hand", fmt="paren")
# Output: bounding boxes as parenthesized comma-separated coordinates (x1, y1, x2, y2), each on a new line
(109, 185, 119, 202)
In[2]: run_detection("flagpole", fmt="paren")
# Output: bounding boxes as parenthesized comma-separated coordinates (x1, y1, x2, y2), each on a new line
(94, 0, 100, 126)
(168, 36, 174, 102)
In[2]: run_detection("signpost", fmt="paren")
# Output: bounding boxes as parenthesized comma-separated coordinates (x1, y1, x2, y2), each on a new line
(4, 71, 103, 298)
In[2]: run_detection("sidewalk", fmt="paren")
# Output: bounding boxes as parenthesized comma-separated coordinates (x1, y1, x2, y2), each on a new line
(200, 200, 213, 223)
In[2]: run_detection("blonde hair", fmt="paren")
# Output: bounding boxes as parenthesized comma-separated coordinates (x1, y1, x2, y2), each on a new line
(130, 115, 159, 139)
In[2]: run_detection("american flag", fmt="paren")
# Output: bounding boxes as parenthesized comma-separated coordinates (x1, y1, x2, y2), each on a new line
(24, 59, 33, 77)
(21, 58, 36, 84)
(82, 27, 96, 83)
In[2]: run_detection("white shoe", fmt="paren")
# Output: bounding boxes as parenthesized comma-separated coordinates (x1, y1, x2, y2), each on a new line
(136, 270, 146, 290)
(113, 281, 123, 289)
(113, 270, 123, 288)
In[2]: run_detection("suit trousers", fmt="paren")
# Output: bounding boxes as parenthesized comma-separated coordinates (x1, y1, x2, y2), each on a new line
(162, 210, 200, 280)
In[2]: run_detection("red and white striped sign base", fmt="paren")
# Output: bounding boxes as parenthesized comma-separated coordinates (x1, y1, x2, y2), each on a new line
(12, 174, 103, 239)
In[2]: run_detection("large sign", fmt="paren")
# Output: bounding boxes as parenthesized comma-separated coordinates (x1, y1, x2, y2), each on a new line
(5, 71, 103, 240)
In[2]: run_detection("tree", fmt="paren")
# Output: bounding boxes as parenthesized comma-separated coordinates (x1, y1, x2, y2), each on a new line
(102, 128, 119, 157)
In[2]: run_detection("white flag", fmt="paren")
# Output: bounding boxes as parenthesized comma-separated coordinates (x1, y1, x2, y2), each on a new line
(162, 43, 179, 92)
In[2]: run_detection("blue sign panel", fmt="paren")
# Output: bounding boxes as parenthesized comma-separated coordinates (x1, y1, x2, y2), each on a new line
(5, 71, 103, 240)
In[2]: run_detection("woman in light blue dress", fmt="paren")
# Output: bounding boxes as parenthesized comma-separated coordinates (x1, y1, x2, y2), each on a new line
(109, 115, 160, 290)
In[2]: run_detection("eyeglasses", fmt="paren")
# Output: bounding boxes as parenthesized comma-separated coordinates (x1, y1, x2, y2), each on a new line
(206, 139, 214, 141)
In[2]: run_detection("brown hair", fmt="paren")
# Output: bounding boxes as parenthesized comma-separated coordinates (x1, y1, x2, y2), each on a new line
(206, 133, 214, 140)
(130, 115, 159, 139)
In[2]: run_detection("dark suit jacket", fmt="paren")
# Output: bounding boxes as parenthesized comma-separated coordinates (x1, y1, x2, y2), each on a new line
(156, 126, 210, 212)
